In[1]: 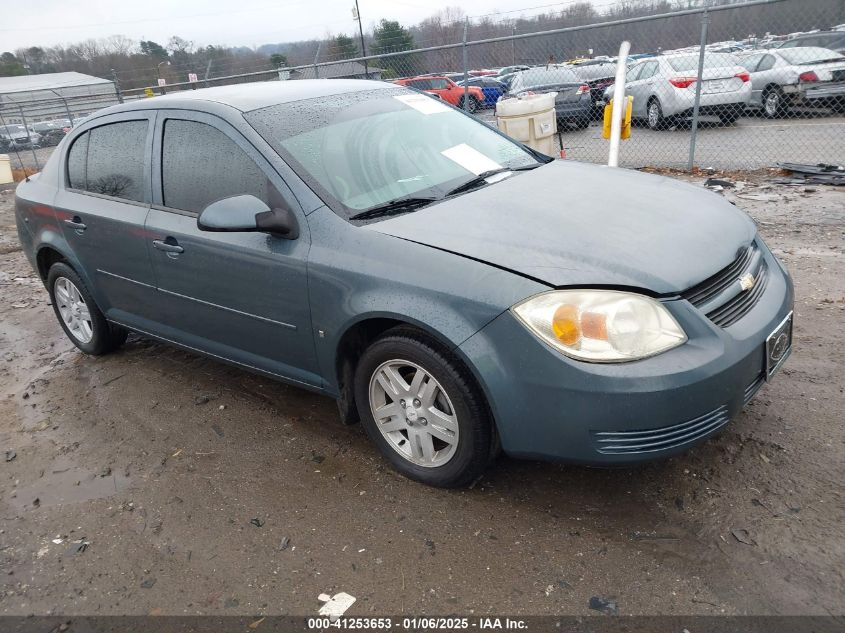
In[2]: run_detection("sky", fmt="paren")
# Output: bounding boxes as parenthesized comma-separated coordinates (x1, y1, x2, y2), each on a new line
(2, 0, 621, 52)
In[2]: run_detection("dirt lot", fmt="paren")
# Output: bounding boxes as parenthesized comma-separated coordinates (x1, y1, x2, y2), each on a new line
(0, 174, 843, 617)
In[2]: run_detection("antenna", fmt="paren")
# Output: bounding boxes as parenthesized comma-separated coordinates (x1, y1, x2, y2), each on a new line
(0, 108, 30, 183)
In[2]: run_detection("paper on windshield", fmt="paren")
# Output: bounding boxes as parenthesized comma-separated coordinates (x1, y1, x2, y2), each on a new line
(440, 143, 503, 175)
(394, 94, 450, 115)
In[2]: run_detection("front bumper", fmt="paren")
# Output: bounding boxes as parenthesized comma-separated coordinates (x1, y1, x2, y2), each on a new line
(458, 242, 794, 464)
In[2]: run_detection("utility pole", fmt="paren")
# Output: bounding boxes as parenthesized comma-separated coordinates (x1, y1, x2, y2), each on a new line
(353, 0, 369, 79)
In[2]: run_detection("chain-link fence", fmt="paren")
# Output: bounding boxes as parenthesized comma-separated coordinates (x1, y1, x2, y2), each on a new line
(3, 0, 844, 173)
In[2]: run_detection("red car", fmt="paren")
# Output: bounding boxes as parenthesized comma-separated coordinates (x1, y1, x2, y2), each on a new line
(394, 76, 486, 112)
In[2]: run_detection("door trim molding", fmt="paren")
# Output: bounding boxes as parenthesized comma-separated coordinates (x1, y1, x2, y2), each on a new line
(156, 287, 297, 330)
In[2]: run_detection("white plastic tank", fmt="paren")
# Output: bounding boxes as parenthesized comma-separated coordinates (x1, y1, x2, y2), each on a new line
(495, 93, 557, 156)
(0, 155, 13, 185)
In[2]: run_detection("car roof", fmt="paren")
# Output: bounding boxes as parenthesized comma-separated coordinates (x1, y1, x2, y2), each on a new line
(93, 79, 394, 117)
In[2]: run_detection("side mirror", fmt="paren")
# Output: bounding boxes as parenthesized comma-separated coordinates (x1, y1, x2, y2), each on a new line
(197, 194, 299, 239)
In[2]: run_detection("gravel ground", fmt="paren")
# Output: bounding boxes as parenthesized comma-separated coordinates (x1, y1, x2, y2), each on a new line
(0, 174, 843, 617)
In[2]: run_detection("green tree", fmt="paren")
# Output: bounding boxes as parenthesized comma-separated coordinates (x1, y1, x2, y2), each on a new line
(139, 40, 168, 60)
(270, 53, 289, 68)
(0, 52, 28, 77)
(371, 19, 416, 77)
(328, 34, 359, 60)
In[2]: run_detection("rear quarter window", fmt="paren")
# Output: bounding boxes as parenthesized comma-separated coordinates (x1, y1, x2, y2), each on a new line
(66, 120, 147, 202)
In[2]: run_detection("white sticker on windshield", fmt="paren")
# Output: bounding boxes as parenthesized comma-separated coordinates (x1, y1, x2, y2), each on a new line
(440, 143, 503, 175)
(394, 94, 450, 115)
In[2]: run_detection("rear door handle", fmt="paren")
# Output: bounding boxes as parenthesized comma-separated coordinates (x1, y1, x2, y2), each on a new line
(64, 216, 86, 232)
(152, 238, 184, 254)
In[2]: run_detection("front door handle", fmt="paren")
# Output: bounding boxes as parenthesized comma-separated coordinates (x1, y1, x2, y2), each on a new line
(152, 238, 184, 254)
(64, 216, 87, 232)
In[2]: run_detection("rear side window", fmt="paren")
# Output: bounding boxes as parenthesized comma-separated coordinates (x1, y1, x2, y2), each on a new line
(67, 132, 88, 190)
(161, 119, 269, 214)
(85, 121, 147, 202)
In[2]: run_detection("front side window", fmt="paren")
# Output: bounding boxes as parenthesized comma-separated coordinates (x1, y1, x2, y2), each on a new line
(429, 78, 449, 89)
(408, 79, 432, 90)
(67, 120, 147, 202)
(245, 86, 538, 218)
(758, 55, 776, 71)
(161, 119, 270, 214)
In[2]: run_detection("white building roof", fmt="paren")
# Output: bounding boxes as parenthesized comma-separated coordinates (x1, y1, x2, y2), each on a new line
(0, 72, 113, 94)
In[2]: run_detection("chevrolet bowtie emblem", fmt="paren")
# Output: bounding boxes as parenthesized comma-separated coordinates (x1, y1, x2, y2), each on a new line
(739, 273, 756, 291)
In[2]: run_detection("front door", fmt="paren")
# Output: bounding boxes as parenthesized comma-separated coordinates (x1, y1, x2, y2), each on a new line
(53, 114, 159, 325)
(144, 111, 319, 387)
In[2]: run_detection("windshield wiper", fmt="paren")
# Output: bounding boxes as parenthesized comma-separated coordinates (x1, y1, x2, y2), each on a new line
(444, 163, 543, 198)
(349, 196, 439, 221)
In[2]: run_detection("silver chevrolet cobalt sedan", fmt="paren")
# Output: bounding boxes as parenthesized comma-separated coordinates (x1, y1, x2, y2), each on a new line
(15, 80, 793, 487)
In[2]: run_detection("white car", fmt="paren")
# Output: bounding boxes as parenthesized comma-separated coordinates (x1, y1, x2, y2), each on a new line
(738, 47, 845, 116)
(603, 52, 752, 129)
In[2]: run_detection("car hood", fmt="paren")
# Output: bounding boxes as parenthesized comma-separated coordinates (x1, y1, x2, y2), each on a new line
(368, 160, 756, 293)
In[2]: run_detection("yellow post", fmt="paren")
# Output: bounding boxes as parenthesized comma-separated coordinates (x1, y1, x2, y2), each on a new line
(603, 96, 633, 140)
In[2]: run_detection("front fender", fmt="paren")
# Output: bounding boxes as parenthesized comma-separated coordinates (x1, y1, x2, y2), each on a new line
(305, 206, 546, 392)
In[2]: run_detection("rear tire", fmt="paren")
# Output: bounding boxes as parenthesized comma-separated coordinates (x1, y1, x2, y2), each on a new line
(647, 98, 665, 130)
(762, 86, 787, 118)
(354, 327, 493, 488)
(47, 262, 127, 356)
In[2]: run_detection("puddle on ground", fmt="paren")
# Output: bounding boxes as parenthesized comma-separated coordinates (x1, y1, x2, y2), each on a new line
(9, 455, 131, 510)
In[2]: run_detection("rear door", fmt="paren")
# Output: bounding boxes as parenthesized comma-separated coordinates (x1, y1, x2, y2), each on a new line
(626, 62, 654, 116)
(144, 110, 319, 386)
(54, 113, 159, 325)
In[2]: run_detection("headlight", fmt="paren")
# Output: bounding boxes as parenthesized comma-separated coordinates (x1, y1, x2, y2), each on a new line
(512, 290, 687, 362)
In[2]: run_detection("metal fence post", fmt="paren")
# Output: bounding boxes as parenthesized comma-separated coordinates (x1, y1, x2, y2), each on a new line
(111, 69, 124, 104)
(313, 42, 322, 79)
(511, 26, 516, 66)
(462, 18, 469, 112)
(687, 10, 709, 171)
(17, 104, 39, 171)
(204, 59, 213, 88)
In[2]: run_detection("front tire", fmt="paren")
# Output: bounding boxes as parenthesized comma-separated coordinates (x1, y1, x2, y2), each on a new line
(459, 96, 479, 113)
(47, 262, 127, 355)
(719, 107, 742, 125)
(354, 328, 493, 488)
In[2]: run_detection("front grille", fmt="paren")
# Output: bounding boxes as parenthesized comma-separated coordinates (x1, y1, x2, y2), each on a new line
(707, 264, 768, 327)
(590, 405, 729, 455)
(743, 371, 765, 406)
(682, 242, 768, 328)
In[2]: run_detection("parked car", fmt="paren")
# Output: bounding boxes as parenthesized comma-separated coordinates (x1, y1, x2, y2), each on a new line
(738, 47, 845, 116)
(38, 128, 68, 147)
(394, 76, 485, 112)
(456, 76, 508, 107)
(603, 53, 751, 129)
(0, 124, 40, 149)
(776, 30, 845, 56)
(570, 60, 618, 118)
(15, 80, 793, 487)
(507, 65, 592, 128)
(497, 65, 530, 77)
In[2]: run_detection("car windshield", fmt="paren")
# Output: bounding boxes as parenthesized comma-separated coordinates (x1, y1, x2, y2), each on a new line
(779, 47, 844, 64)
(667, 53, 738, 71)
(245, 86, 538, 218)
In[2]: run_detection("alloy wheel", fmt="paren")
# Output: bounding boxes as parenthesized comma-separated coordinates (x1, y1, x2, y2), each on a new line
(368, 359, 459, 468)
(54, 277, 93, 344)
(648, 102, 661, 129)
(764, 91, 780, 117)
